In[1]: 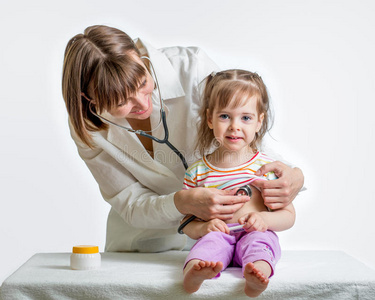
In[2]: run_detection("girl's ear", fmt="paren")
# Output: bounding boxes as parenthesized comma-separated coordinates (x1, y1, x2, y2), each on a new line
(256, 113, 264, 132)
(206, 109, 213, 129)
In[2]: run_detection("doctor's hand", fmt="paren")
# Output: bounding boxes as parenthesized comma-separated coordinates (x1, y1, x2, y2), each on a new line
(174, 187, 249, 221)
(251, 161, 304, 210)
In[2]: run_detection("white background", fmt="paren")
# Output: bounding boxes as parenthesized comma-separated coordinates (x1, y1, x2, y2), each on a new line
(1, 0, 375, 285)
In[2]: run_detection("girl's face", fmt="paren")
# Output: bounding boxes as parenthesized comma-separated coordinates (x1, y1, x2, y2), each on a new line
(207, 95, 264, 154)
(108, 56, 155, 120)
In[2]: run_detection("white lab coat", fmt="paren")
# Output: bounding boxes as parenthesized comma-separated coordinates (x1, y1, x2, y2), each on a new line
(69, 39, 219, 252)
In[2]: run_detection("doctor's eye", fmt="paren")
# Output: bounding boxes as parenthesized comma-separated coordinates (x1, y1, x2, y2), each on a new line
(117, 100, 128, 107)
(138, 78, 147, 89)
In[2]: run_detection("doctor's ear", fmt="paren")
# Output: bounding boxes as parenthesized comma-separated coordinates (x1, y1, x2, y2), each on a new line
(81, 92, 96, 104)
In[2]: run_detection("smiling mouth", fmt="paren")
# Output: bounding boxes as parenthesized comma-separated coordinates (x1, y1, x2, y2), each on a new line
(131, 99, 150, 115)
(132, 109, 146, 114)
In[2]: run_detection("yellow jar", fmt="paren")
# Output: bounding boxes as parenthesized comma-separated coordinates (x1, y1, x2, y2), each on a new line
(70, 245, 101, 270)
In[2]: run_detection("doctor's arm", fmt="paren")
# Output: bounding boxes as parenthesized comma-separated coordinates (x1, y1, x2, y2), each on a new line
(70, 126, 184, 229)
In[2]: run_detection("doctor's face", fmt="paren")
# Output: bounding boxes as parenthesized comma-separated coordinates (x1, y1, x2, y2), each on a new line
(108, 56, 155, 120)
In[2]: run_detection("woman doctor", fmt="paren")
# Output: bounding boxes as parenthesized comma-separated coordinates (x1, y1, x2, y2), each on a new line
(62, 25, 304, 252)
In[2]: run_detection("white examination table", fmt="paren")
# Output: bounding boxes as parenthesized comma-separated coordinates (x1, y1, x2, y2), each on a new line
(1, 250, 375, 299)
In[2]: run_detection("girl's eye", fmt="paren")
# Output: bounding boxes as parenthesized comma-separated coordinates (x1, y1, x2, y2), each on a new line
(219, 114, 229, 120)
(242, 116, 252, 121)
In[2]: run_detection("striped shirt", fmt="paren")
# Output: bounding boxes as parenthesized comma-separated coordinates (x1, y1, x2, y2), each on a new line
(183, 152, 276, 190)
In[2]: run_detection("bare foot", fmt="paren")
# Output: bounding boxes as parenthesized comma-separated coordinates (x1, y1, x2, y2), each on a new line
(244, 262, 270, 297)
(183, 260, 223, 293)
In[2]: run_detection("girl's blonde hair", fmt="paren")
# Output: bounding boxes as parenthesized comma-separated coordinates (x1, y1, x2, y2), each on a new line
(62, 25, 146, 147)
(197, 69, 272, 155)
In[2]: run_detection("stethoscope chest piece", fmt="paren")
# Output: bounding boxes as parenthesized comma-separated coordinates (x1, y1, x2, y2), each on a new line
(235, 185, 252, 197)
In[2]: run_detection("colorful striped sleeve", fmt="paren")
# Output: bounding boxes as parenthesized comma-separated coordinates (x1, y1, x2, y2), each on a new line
(182, 160, 201, 189)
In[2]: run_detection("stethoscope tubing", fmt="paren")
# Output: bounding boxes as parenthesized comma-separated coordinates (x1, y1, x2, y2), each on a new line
(137, 110, 188, 169)
(87, 55, 199, 233)
(87, 56, 188, 170)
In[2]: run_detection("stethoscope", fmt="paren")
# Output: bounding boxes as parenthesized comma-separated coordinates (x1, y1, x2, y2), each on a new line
(87, 56, 252, 234)
(88, 56, 188, 170)
(177, 184, 252, 234)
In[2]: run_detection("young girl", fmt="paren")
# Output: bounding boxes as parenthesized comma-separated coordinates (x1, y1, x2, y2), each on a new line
(181, 70, 296, 297)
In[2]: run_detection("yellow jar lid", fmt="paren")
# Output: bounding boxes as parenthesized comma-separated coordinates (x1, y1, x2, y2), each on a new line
(72, 245, 99, 254)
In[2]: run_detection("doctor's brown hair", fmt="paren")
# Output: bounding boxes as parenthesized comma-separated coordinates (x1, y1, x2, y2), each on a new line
(62, 25, 146, 147)
(197, 69, 272, 155)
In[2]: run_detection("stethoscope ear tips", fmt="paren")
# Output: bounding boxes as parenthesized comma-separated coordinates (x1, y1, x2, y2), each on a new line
(81, 92, 97, 105)
(81, 92, 91, 101)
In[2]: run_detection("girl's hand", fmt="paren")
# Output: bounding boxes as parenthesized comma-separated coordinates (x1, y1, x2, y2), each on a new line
(238, 212, 268, 232)
(251, 162, 304, 210)
(199, 219, 229, 237)
(174, 187, 250, 221)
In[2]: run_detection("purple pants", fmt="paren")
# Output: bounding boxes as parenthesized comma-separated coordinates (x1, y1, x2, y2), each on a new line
(184, 226, 281, 277)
